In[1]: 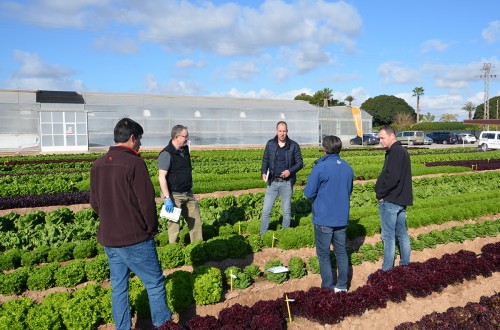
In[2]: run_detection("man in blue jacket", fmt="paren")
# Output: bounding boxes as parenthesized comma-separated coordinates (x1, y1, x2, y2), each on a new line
(304, 135, 353, 292)
(260, 121, 303, 235)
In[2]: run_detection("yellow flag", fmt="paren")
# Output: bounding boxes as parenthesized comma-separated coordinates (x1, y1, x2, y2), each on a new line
(351, 106, 363, 137)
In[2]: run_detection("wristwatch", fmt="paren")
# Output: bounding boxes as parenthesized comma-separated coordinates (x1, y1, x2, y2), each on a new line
(164, 195, 170, 200)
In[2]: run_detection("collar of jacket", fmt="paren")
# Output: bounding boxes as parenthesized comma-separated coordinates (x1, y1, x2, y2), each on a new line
(386, 140, 403, 153)
(110, 145, 140, 156)
(166, 140, 189, 154)
(315, 153, 340, 164)
(273, 135, 290, 147)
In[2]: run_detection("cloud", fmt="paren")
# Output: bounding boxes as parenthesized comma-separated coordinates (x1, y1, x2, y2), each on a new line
(1, 0, 363, 74)
(0, 0, 110, 29)
(377, 62, 420, 84)
(421, 57, 500, 91)
(223, 61, 261, 82)
(93, 36, 139, 55)
(482, 20, 500, 44)
(5, 50, 84, 90)
(272, 68, 290, 83)
(420, 39, 451, 53)
(144, 73, 202, 95)
(175, 59, 206, 69)
(290, 42, 333, 74)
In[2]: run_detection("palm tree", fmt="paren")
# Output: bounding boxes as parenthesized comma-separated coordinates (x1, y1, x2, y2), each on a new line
(461, 101, 476, 120)
(439, 113, 458, 122)
(419, 112, 435, 122)
(321, 88, 333, 107)
(412, 87, 424, 123)
(344, 95, 355, 106)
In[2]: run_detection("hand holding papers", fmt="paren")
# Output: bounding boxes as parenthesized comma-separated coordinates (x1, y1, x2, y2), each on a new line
(160, 205, 181, 222)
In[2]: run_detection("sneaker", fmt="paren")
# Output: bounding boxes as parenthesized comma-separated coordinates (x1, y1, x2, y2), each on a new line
(334, 288, 347, 293)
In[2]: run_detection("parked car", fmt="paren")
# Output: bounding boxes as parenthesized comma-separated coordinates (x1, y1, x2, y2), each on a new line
(424, 135, 433, 145)
(458, 133, 477, 144)
(478, 131, 500, 151)
(371, 130, 379, 137)
(452, 133, 463, 144)
(396, 130, 425, 145)
(426, 132, 457, 144)
(350, 134, 380, 145)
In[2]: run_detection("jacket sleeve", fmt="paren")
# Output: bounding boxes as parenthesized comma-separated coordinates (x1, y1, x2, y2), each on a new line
(89, 165, 99, 215)
(375, 149, 404, 199)
(132, 160, 159, 235)
(261, 141, 271, 175)
(288, 143, 304, 174)
(303, 165, 319, 199)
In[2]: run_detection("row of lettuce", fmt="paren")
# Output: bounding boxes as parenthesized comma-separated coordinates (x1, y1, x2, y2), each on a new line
(1, 240, 498, 329)
(2, 147, 498, 200)
(1, 216, 499, 298)
(1, 171, 499, 254)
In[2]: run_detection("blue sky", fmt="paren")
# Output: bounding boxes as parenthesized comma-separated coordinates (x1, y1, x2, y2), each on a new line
(1, 0, 499, 120)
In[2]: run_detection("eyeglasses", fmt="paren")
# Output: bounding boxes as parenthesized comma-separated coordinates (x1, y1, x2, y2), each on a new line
(178, 135, 189, 139)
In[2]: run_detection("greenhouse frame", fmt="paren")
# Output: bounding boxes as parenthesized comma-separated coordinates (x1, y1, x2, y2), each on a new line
(0, 89, 372, 152)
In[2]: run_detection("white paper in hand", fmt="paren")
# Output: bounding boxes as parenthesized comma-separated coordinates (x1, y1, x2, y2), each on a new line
(160, 205, 181, 222)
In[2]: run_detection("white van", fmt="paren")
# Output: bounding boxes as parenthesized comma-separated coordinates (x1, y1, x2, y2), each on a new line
(478, 131, 500, 151)
(396, 131, 425, 145)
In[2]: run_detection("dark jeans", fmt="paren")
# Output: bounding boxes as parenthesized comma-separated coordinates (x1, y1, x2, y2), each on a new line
(314, 224, 348, 290)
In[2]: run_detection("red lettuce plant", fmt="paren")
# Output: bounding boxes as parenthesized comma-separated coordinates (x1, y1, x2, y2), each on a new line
(185, 315, 220, 330)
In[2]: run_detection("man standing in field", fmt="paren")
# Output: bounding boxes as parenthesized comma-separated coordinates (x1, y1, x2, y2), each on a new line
(304, 135, 353, 292)
(260, 121, 303, 234)
(375, 125, 413, 271)
(90, 118, 171, 330)
(158, 124, 203, 244)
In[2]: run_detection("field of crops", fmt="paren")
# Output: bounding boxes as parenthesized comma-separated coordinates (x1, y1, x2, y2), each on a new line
(0, 146, 499, 329)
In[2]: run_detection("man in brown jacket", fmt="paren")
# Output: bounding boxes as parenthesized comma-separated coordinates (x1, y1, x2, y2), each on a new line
(90, 118, 171, 330)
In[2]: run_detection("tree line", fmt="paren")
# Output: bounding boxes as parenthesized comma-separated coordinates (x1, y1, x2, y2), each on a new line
(295, 88, 500, 127)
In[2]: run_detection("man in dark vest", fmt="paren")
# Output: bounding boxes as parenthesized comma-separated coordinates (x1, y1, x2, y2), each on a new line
(158, 124, 203, 244)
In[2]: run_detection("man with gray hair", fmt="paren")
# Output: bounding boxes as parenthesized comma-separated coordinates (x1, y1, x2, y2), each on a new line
(158, 124, 203, 244)
(304, 135, 354, 292)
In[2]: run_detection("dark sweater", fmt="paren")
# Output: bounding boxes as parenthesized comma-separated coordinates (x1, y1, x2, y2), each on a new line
(90, 146, 158, 247)
(375, 141, 413, 206)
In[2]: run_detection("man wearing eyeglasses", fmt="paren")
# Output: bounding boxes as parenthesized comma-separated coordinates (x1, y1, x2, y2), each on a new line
(158, 124, 203, 244)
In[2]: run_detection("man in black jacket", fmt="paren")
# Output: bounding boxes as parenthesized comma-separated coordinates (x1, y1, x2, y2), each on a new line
(260, 121, 303, 234)
(375, 125, 413, 271)
(90, 118, 171, 329)
(158, 124, 203, 244)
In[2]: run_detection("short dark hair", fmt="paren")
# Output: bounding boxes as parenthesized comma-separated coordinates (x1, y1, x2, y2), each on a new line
(171, 124, 188, 139)
(114, 118, 143, 143)
(380, 125, 396, 136)
(322, 135, 342, 154)
(276, 121, 288, 130)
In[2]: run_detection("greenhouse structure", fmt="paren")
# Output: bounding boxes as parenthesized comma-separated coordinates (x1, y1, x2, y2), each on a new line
(0, 89, 372, 152)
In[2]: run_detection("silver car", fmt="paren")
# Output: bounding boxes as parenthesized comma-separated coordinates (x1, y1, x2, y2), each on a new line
(424, 135, 433, 145)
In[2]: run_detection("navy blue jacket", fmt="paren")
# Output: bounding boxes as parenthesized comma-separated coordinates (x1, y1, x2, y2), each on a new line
(375, 141, 413, 206)
(261, 136, 303, 186)
(304, 154, 354, 227)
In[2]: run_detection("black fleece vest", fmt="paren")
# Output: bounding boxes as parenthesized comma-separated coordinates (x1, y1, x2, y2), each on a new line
(161, 142, 193, 193)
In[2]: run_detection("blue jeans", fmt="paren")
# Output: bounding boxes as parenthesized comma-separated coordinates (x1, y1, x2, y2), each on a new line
(260, 180, 292, 235)
(314, 224, 349, 290)
(104, 239, 172, 330)
(378, 200, 411, 271)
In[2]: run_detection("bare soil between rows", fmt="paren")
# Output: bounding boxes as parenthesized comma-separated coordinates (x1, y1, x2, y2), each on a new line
(2, 216, 499, 329)
(1, 170, 500, 329)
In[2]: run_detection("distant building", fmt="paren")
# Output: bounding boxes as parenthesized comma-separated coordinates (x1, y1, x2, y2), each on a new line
(0, 89, 372, 152)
